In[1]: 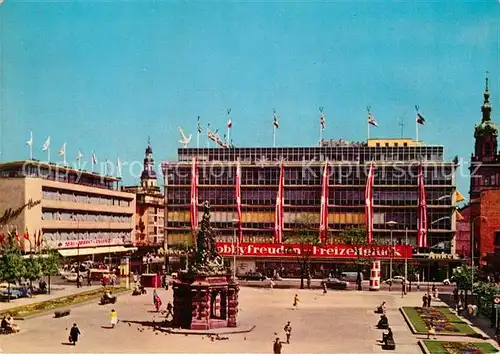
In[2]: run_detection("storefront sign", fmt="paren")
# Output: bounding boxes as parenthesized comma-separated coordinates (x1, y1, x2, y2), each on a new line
(47, 238, 125, 249)
(216, 243, 412, 259)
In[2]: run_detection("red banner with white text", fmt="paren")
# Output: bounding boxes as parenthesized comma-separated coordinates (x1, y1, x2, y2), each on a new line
(216, 243, 413, 259)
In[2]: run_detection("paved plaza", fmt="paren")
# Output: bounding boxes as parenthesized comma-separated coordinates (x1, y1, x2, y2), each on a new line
(0, 287, 497, 353)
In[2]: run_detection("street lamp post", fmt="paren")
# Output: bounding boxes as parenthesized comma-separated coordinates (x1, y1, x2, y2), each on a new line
(231, 219, 239, 280)
(386, 221, 398, 291)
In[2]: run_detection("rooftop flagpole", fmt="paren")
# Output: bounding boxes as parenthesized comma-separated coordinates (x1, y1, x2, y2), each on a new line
(415, 105, 419, 142)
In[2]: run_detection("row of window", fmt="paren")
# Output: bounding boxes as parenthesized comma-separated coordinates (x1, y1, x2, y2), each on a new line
(167, 188, 454, 206)
(42, 188, 132, 207)
(41, 210, 132, 223)
(178, 146, 444, 163)
(166, 165, 454, 186)
(43, 230, 131, 242)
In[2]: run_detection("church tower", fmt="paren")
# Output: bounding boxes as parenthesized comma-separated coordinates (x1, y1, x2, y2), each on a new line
(141, 139, 157, 189)
(470, 75, 499, 199)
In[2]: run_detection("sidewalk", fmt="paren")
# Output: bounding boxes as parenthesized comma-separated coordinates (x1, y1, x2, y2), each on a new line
(0, 284, 103, 311)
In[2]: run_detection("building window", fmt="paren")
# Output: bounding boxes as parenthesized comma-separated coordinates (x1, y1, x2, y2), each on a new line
(385, 143, 389, 147)
(394, 143, 398, 147)
(376, 143, 380, 147)
(495, 232, 500, 246)
(403, 143, 408, 147)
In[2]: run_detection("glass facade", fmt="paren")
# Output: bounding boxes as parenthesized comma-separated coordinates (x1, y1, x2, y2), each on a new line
(164, 141, 457, 252)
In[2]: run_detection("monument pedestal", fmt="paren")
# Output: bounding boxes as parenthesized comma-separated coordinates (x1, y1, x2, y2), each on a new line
(173, 273, 239, 330)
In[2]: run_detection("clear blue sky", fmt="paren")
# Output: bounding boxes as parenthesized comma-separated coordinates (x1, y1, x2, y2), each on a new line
(1, 1, 499, 196)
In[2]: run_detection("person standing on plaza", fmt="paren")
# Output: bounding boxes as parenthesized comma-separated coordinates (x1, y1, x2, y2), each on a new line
(453, 287, 459, 304)
(322, 282, 328, 295)
(69, 323, 81, 345)
(166, 302, 174, 321)
(293, 294, 299, 309)
(422, 294, 428, 307)
(109, 309, 118, 329)
(427, 293, 432, 307)
(87, 270, 92, 286)
(154, 293, 163, 312)
(153, 289, 157, 305)
(273, 337, 283, 354)
(283, 321, 292, 344)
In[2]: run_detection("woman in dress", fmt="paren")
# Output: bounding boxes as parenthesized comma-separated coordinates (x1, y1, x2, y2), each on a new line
(109, 309, 118, 329)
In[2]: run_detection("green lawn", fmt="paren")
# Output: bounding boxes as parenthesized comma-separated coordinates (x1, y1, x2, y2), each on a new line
(0, 287, 128, 319)
(423, 340, 498, 354)
(402, 306, 477, 336)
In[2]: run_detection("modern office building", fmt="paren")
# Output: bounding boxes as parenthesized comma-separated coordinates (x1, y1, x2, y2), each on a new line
(0, 160, 136, 257)
(123, 142, 165, 247)
(162, 136, 459, 277)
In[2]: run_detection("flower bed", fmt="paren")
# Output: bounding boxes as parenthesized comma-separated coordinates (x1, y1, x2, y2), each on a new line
(0, 287, 128, 319)
(423, 340, 498, 354)
(402, 307, 477, 335)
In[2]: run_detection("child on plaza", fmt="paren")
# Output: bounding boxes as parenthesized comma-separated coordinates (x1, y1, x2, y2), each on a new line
(293, 294, 299, 309)
(110, 309, 118, 329)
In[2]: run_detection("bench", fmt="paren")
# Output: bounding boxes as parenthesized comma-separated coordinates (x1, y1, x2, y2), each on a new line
(382, 338, 395, 350)
(54, 309, 71, 318)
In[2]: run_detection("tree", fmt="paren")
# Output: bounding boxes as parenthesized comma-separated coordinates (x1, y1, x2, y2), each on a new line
(40, 250, 61, 294)
(452, 265, 476, 306)
(23, 257, 42, 295)
(0, 232, 25, 302)
(338, 227, 369, 291)
(284, 226, 321, 290)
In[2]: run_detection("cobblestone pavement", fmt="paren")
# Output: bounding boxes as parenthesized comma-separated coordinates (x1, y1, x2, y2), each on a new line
(0, 287, 496, 354)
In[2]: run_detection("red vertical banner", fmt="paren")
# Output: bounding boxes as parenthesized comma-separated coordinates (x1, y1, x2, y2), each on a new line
(190, 156, 199, 238)
(235, 160, 243, 242)
(319, 160, 329, 243)
(274, 163, 285, 243)
(365, 163, 374, 243)
(418, 164, 428, 247)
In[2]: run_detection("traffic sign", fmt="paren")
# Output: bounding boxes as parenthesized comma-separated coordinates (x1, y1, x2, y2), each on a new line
(493, 294, 500, 304)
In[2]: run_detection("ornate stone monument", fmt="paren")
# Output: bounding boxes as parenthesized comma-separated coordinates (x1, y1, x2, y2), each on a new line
(172, 202, 239, 330)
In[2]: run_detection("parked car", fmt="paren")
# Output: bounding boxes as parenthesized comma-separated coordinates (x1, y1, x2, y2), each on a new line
(321, 278, 349, 290)
(0, 288, 23, 299)
(384, 276, 406, 284)
(340, 272, 363, 282)
(238, 272, 267, 281)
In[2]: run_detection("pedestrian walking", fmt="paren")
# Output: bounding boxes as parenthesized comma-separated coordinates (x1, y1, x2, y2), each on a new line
(284, 321, 292, 344)
(153, 289, 157, 305)
(166, 302, 174, 321)
(322, 282, 328, 295)
(109, 309, 118, 329)
(292, 294, 299, 309)
(154, 294, 162, 312)
(87, 270, 92, 286)
(273, 337, 283, 354)
(69, 323, 81, 346)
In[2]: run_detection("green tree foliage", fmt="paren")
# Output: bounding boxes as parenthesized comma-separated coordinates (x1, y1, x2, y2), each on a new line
(23, 257, 42, 294)
(285, 223, 321, 289)
(40, 250, 61, 294)
(339, 227, 368, 291)
(0, 232, 25, 301)
(473, 282, 500, 318)
(452, 265, 475, 291)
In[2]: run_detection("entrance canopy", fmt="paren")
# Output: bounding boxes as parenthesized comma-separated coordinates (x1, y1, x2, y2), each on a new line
(58, 246, 138, 257)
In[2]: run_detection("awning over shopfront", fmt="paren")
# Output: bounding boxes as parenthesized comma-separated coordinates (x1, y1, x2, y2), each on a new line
(58, 246, 138, 257)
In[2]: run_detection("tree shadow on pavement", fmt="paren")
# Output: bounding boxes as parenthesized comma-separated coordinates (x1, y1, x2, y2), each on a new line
(121, 319, 172, 333)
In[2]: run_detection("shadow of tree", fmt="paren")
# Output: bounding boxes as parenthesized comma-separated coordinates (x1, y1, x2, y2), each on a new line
(121, 319, 173, 332)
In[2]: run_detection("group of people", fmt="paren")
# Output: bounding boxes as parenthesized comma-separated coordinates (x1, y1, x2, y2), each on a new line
(1, 315, 19, 334)
(421, 293, 434, 307)
(273, 321, 293, 354)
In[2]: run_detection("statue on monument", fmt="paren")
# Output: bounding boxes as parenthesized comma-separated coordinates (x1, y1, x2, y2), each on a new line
(190, 201, 226, 276)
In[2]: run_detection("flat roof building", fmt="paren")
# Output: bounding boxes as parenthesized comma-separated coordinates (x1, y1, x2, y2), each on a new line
(0, 160, 136, 256)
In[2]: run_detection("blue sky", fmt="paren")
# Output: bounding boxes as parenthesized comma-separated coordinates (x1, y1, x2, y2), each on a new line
(1, 1, 499, 195)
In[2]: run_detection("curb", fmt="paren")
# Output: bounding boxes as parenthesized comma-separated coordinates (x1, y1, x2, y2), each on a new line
(417, 340, 431, 354)
(166, 324, 256, 336)
(13, 288, 131, 320)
